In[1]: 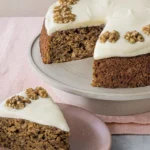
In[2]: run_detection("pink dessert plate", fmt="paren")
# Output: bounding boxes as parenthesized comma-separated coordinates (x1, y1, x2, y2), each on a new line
(0, 104, 111, 150)
(59, 103, 111, 150)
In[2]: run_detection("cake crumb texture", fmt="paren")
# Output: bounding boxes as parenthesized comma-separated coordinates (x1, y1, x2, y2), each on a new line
(0, 118, 70, 150)
(92, 54, 150, 88)
(40, 24, 104, 64)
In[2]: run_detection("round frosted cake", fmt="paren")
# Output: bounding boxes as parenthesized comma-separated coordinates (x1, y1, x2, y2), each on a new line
(40, 0, 150, 88)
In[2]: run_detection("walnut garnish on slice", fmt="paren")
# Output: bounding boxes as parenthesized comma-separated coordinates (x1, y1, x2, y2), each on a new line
(142, 24, 150, 36)
(59, 0, 79, 5)
(99, 31, 110, 43)
(124, 30, 144, 44)
(26, 87, 48, 99)
(35, 87, 48, 98)
(100, 30, 120, 43)
(53, 3, 76, 24)
(26, 88, 38, 100)
(5, 87, 49, 110)
(108, 30, 120, 43)
(5, 96, 31, 110)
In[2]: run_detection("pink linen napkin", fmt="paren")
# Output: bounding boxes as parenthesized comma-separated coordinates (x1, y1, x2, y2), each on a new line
(97, 113, 150, 134)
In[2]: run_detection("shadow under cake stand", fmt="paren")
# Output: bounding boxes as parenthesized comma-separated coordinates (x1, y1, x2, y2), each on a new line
(28, 35, 150, 116)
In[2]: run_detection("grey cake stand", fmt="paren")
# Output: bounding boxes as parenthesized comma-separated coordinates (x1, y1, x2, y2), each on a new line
(28, 35, 150, 116)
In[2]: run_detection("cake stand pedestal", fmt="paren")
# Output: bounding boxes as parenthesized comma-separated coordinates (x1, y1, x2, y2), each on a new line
(29, 35, 150, 116)
(52, 88, 150, 116)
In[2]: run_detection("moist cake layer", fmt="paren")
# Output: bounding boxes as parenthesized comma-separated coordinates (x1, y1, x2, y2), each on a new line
(40, 24, 104, 64)
(92, 54, 150, 88)
(0, 118, 69, 150)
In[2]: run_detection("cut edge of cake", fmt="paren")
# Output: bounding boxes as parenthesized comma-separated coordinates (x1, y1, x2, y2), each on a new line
(40, 22, 104, 64)
(92, 54, 150, 88)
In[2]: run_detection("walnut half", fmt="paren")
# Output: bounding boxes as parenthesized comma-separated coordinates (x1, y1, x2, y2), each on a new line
(53, 4, 76, 24)
(26, 88, 38, 100)
(35, 87, 48, 98)
(5, 96, 31, 110)
(142, 24, 150, 36)
(124, 30, 144, 44)
(100, 30, 120, 43)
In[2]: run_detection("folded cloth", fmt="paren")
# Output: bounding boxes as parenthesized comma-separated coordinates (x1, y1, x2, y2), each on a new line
(98, 113, 150, 134)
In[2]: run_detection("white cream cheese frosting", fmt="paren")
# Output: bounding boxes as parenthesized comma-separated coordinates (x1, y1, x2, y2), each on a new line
(45, 0, 107, 36)
(45, 0, 150, 60)
(0, 92, 70, 132)
(94, 9, 150, 60)
(45, 0, 150, 35)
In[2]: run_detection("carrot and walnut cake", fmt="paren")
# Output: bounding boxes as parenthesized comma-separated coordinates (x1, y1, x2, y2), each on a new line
(0, 87, 70, 150)
(40, 0, 150, 88)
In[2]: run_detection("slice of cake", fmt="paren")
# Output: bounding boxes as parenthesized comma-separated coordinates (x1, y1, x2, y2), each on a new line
(40, 0, 150, 88)
(0, 87, 70, 150)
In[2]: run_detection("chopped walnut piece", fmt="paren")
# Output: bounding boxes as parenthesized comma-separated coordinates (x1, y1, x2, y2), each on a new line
(35, 87, 48, 98)
(124, 30, 144, 44)
(71, 52, 76, 58)
(26, 88, 38, 100)
(53, 3, 76, 24)
(99, 31, 110, 43)
(108, 30, 120, 43)
(59, 0, 79, 5)
(142, 24, 150, 36)
(5, 96, 31, 110)
(100, 30, 120, 43)
(22, 99, 31, 104)
(35, 87, 43, 93)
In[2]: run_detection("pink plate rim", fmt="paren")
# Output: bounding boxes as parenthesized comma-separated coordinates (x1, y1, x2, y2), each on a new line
(58, 103, 112, 150)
